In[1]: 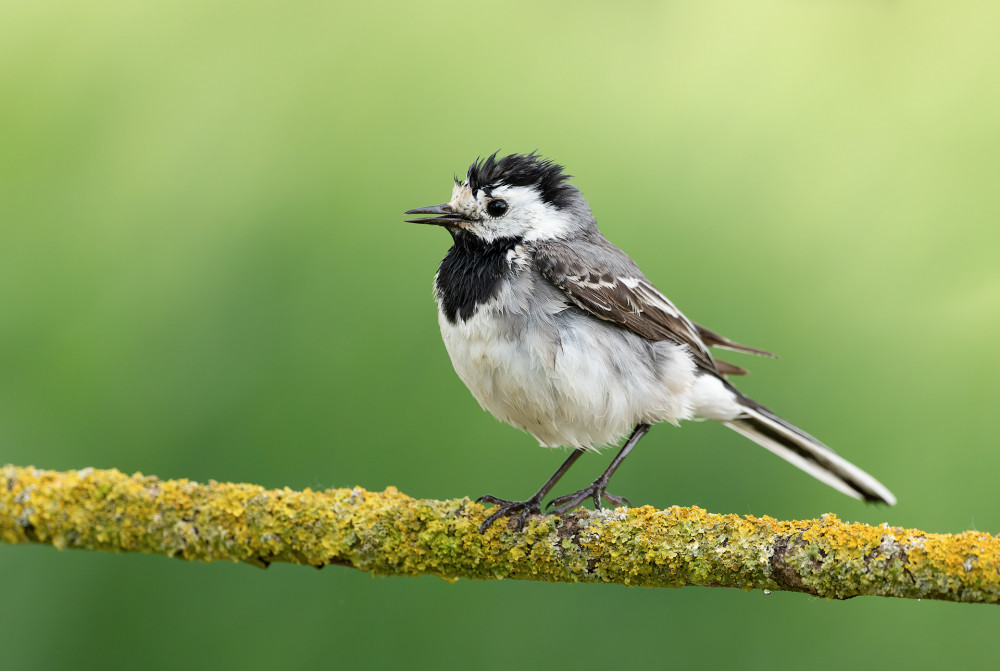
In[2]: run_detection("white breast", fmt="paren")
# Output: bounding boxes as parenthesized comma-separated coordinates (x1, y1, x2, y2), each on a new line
(437, 279, 698, 450)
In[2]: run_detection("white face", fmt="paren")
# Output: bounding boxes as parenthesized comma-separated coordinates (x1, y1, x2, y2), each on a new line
(446, 181, 573, 243)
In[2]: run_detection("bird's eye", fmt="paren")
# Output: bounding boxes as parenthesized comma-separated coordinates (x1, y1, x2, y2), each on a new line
(486, 199, 508, 218)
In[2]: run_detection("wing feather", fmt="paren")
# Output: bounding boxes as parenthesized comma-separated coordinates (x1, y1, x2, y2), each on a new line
(695, 324, 775, 358)
(536, 243, 718, 373)
(536, 239, 773, 377)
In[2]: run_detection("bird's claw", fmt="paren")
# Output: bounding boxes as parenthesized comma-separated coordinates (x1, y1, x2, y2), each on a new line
(475, 494, 544, 533)
(545, 482, 631, 516)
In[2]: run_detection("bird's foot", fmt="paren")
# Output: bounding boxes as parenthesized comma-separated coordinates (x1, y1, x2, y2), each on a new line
(545, 479, 631, 516)
(475, 494, 545, 533)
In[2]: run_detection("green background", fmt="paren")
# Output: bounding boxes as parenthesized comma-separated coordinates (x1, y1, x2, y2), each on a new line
(2, 1, 998, 668)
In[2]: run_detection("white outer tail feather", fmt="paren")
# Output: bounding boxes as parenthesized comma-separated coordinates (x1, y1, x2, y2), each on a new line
(723, 406, 897, 506)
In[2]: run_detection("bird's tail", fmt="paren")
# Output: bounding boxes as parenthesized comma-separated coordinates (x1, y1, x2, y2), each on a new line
(723, 393, 896, 505)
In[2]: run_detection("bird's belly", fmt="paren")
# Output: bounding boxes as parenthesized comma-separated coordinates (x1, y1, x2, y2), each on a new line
(438, 306, 697, 449)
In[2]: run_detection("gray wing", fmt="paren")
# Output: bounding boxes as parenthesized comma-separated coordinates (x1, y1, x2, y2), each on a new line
(535, 237, 720, 373)
(535, 237, 775, 376)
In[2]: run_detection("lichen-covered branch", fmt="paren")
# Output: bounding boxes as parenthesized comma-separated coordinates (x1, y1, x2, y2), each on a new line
(2, 465, 997, 604)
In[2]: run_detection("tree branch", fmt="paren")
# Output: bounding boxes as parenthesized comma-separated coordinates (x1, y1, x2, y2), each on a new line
(2, 465, 996, 604)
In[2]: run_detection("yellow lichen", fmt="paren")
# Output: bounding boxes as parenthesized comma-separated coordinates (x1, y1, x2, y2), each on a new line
(2, 464, 999, 604)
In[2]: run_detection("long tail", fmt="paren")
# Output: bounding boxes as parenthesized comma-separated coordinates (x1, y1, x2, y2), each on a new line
(723, 393, 897, 505)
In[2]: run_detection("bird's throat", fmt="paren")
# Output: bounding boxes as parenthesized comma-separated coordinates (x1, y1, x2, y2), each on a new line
(435, 234, 523, 324)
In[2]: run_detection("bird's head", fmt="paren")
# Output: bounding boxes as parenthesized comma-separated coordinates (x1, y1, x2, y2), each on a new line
(405, 152, 592, 243)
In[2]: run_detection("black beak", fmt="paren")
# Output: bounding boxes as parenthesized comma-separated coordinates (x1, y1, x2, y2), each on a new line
(404, 203, 468, 226)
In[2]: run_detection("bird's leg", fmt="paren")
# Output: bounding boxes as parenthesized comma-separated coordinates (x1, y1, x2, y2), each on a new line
(546, 423, 651, 515)
(476, 448, 585, 533)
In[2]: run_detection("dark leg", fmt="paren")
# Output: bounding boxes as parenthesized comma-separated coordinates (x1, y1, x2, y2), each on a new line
(546, 423, 651, 514)
(477, 448, 585, 533)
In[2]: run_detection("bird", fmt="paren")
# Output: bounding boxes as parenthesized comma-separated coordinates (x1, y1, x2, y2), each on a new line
(405, 151, 896, 532)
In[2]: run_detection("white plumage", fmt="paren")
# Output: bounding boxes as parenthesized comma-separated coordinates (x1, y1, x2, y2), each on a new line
(438, 290, 697, 450)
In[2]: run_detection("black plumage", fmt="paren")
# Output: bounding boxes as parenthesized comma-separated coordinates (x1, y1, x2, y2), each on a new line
(435, 232, 522, 324)
(465, 152, 577, 210)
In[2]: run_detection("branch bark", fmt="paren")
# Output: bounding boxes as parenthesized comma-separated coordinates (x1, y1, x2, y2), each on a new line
(2, 465, 997, 604)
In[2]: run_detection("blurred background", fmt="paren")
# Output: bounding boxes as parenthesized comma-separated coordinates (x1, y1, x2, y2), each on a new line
(2, 0, 999, 667)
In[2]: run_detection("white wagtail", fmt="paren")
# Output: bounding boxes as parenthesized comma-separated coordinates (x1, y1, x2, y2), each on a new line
(406, 152, 896, 532)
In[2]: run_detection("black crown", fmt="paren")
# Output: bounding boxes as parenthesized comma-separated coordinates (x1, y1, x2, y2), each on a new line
(466, 152, 576, 209)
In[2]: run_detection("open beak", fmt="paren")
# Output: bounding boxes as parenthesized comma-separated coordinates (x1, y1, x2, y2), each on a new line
(404, 203, 468, 226)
